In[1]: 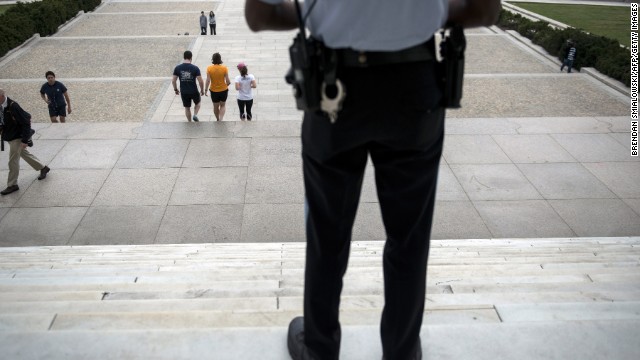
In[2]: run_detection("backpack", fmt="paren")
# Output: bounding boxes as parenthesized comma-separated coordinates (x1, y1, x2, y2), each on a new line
(6, 99, 32, 123)
(2, 99, 35, 147)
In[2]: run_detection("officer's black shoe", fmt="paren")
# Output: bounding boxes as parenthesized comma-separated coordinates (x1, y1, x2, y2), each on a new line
(287, 316, 318, 360)
(0, 185, 19, 195)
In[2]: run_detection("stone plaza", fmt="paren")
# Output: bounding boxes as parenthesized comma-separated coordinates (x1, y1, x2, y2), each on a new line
(0, 0, 638, 358)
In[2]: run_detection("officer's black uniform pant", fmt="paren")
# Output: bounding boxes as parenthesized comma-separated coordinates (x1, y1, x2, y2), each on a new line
(301, 60, 445, 360)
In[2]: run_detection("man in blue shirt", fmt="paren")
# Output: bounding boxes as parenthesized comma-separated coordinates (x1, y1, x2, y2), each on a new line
(246, 1, 501, 359)
(172, 50, 205, 122)
(199, 11, 208, 35)
(40, 71, 71, 123)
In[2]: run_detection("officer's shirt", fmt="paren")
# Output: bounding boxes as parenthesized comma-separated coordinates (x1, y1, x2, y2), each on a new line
(258, 0, 448, 51)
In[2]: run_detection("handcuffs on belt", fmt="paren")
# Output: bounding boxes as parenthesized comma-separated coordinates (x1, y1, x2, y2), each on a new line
(285, 0, 345, 123)
(285, 0, 466, 123)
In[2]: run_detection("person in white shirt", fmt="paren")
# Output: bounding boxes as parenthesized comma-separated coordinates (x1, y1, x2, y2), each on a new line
(234, 62, 257, 120)
(208, 11, 216, 35)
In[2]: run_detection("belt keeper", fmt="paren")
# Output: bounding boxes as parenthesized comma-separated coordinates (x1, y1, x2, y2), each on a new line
(358, 52, 367, 65)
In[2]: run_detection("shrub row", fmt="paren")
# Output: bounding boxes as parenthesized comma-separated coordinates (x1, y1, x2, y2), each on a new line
(497, 9, 630, 87)
(0, 0, 102, 58)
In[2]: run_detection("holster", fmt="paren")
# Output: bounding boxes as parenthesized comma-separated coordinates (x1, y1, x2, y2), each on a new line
(438, 26, 466, 108)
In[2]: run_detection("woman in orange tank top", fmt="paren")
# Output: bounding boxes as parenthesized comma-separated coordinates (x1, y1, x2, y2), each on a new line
(205, 52, 231, 121)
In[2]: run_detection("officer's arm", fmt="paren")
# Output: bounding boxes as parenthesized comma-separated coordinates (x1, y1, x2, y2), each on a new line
(245, 0, 298, 31)
(448, 0, 501, 28)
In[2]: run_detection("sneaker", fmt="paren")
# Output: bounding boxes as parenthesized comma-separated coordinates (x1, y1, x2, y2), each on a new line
(193, 115, 200, 122)
(240, 113, 246, 120)
(38, 166, 50, 180)
(287, 317, 317, 360)
(247, 114, 252, 121)
(0, 185, 19, 195)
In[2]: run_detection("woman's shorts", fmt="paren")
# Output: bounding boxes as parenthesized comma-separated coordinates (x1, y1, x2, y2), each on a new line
(210, 89, 228, 103)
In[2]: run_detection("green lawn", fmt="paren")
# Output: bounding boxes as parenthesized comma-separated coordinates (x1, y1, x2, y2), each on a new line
(512, 2, 630, 46)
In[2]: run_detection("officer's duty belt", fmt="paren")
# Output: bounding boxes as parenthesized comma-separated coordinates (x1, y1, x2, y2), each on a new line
(334, 38, 435, 68)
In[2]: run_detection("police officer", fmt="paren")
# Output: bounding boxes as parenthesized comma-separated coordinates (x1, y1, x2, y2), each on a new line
(245, 1, 501, 359)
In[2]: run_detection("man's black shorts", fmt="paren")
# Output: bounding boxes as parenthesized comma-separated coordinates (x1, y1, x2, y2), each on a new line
(181, 92, 201, 108)
(210, 89, 228, 103)
(48, 104, 66, 117)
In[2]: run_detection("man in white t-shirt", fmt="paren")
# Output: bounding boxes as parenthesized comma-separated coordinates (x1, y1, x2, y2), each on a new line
(234, 62, 257, 120)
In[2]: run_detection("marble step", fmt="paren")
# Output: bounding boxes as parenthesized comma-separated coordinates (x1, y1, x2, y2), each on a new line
(27, 259, 640, 271)
(0, 320, 638, 360)
(1, 243, 634, 257)
(1, 271, 637, 301)
(0, 237, 635, 255)
(3, 263, 637, 284)
(3, 290, 640, 316)
(1, 308, 500, 332)
(2, 251, 636, 266)
(2, 301, 638, 332)
(0, 272, 629, 297)
(0, 281, 640, 304)
(3, 279, 639, 303)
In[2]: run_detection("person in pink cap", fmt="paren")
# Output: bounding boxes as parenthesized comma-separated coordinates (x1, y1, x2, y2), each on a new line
(234, 62, 256, 120)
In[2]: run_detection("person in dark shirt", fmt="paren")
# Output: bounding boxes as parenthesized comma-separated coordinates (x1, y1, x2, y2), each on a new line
(40, 71, 71, 123)
(199, 11, 208, 35)
(172, 50, 205, 122)
(561, 40, 577, 73)
(0, 88, 50, 196)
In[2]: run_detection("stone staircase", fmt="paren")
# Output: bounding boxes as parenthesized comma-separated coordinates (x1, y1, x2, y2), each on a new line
(1, 237, 639, 359)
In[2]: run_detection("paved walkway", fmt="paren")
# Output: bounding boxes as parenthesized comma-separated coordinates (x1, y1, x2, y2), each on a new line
(0, 0, 638, 246)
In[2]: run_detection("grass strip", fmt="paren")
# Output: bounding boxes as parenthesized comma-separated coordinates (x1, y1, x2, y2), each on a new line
(512, 2, 630, 46)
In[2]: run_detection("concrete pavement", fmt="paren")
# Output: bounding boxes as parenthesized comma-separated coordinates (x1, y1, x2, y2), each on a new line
(0, 0, 638, 246)
(0, 2, 639, 359)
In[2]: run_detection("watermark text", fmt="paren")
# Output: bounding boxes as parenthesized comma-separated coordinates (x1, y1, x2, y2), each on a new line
(632, 9, 639, 156)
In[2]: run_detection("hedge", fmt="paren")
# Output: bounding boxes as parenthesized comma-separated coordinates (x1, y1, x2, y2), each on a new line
(497, 9, 630, 87)
(0, 0, 102, 58)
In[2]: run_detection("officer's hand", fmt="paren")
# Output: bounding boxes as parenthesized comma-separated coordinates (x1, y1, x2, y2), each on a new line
(20, 143, 28, 149)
